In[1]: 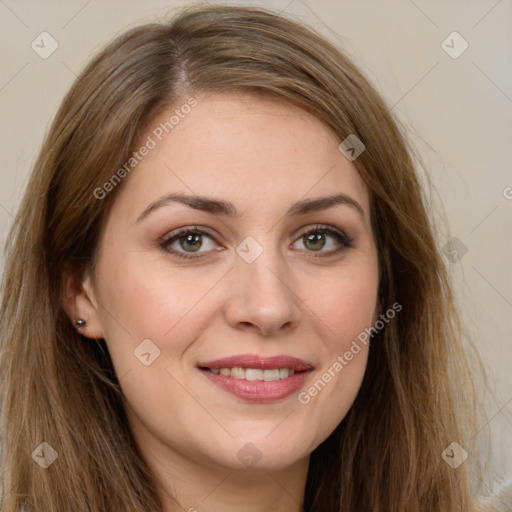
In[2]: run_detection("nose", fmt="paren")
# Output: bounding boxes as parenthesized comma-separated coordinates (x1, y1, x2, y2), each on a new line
(223, 248, 302, 337)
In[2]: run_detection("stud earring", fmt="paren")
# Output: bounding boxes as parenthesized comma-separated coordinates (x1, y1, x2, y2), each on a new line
(75, 319, 86, 328)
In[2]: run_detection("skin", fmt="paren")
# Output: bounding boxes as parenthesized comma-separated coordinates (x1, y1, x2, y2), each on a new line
(64, 92, 381, 512)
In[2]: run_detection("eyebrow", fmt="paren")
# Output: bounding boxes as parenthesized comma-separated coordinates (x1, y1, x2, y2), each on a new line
(136, 192, 365, 223)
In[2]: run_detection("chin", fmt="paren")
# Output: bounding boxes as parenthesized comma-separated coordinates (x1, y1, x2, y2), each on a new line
(204, 435, 312, 472)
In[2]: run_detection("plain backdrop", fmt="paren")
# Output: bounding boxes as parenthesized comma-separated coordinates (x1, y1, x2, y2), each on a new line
(0, 0, 510, 499)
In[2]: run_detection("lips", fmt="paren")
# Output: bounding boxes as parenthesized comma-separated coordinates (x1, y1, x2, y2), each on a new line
(199, 354, 313, 371)
(198, 354, 314, 403)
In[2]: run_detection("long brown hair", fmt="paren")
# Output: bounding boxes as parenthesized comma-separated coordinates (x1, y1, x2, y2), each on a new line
(0, 4, 485, 510)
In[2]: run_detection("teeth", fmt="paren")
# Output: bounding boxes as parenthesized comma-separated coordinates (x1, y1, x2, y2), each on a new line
(209, 367, 296, 380)
(245, 368, 263, 381)
(231, 367, 246, 379)
(263, 369, 280, 381)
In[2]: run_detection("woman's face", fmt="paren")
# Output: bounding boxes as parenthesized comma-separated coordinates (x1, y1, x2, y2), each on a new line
(81, 92, 380, 474)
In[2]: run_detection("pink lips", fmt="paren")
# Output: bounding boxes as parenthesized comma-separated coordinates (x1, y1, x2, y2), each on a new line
(198, 354, 314, 403)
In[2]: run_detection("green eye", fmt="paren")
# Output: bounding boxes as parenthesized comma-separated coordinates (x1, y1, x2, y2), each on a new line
(160, 224, 354, 261)
(178, 233, 203, 252)
(160, 227, 217, 260)
(292, 225, 354, 256)
(303, 232, 327, 251)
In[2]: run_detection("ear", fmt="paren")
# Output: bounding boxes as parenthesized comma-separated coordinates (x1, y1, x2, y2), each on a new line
(61, 263, 105, 340)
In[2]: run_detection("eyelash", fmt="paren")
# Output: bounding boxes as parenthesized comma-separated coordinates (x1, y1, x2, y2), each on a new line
(159, 224, 354, 261)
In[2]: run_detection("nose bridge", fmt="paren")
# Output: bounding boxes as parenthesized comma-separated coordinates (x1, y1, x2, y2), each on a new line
(238, 241, 293, 306)
(243, 249, 288, 301)
(225, 236, 300, 334)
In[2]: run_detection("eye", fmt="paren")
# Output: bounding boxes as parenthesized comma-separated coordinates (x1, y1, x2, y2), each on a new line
(160, 224, 354, 261)
(291, 224, 354, 257)
(160, 226, 219, 260)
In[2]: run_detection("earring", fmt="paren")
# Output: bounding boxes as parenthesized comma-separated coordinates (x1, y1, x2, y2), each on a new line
(75, 319, 86, 328)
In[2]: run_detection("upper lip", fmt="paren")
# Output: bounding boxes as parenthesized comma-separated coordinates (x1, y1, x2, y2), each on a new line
(198, 354, 314, 371)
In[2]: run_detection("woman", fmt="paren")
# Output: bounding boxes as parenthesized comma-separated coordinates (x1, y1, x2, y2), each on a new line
(0, 4, 490, 511)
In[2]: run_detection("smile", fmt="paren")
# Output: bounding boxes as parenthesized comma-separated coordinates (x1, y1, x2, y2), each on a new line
(198, 354, 314, 403)
(207, 367, 295, 380)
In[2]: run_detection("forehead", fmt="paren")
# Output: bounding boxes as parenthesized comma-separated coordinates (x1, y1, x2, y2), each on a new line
(109, 92, 371, 224)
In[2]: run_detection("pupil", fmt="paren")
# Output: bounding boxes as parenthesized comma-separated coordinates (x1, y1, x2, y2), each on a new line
(181, 233, 202, 252)
(305, 232, 324, 251)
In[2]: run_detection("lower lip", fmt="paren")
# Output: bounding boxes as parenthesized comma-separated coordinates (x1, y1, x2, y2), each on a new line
(200, 369, 312, 403)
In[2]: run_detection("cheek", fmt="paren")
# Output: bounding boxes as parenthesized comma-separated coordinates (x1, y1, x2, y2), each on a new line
(296, 260, 377, 426)
(93, 253, 213, 431)
(306, 259, 379, 348)
(95, 248, 226, 370)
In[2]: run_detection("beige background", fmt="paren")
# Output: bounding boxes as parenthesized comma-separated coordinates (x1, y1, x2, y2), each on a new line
(1, 0, 510, 499)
